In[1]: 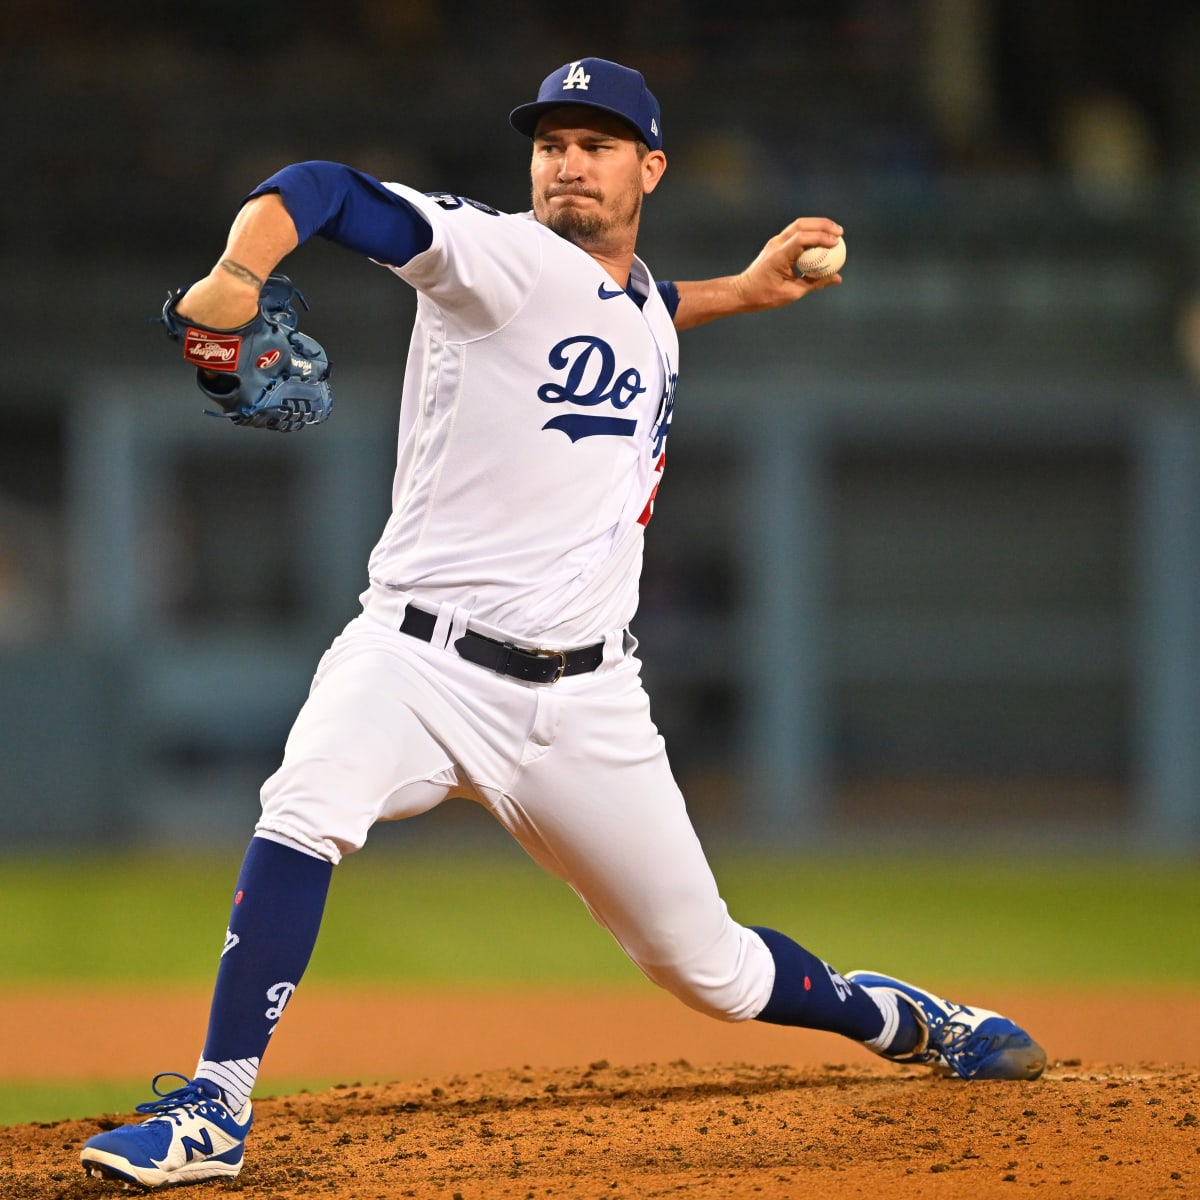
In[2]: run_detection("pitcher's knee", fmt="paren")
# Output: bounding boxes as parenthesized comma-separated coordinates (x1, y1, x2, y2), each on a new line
(257, 759, 373, 865)
(640, 925, 775, 1022)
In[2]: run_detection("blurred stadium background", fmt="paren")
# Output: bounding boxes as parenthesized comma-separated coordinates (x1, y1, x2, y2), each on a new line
(2, 0, 1200, 856)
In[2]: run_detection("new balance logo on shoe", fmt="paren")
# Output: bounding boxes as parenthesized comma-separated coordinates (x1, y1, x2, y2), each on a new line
(80, 1073, 253, 1188)
(180, 1128, 214, 1162)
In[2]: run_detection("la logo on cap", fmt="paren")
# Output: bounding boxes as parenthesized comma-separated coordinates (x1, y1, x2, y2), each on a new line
(562, 61, 591, 90)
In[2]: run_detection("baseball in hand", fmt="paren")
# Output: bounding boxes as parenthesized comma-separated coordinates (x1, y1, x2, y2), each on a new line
(794, 236, 846, 279)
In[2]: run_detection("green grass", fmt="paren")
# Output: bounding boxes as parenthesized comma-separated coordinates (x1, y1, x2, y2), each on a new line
(2, 847, 1196, 1126)
(0, 846, 634, 986)
(0, 1082, 146, 1127)
(720, 855, 1200, 988)
(0, 1079, 339, 1128)
(2, 847, 1196, 988)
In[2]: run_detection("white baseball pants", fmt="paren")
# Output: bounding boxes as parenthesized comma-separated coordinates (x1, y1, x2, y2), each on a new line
(256, 605, 775, 1022)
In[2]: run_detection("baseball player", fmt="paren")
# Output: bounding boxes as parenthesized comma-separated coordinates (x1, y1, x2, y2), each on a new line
(81, 57, 1045, 1190)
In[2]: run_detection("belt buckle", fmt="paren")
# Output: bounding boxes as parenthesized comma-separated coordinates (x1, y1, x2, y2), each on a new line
(531, 646, 568, 684)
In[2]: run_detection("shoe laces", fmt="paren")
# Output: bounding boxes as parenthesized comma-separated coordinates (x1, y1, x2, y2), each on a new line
(930, 1012, 1004, 1075)
(134, 1073, 224, 1123)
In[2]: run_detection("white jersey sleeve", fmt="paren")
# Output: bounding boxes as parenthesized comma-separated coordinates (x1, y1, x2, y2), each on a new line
(360, 185, 680, 648)
(379, 184, 542, 340)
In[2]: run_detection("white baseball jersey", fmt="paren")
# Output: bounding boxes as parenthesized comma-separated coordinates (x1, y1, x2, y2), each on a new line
(257, 179, 776, 1027)
(361, 185, 678, 647)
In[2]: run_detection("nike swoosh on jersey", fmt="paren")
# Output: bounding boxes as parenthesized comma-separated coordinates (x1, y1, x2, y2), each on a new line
(597, 283, 626, 299)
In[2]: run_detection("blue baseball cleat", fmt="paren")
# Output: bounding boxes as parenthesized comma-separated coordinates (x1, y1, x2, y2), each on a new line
(847, 970, 1047, 1081)
(80, 1073, 252, 1188)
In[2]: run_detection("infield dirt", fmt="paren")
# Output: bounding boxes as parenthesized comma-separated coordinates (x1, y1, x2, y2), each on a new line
(1, 988, 1196, 1198)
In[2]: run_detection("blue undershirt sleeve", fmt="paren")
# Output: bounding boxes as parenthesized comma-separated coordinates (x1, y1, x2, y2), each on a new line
(656, 279, 680, 319)
(246, 160, 433, 267)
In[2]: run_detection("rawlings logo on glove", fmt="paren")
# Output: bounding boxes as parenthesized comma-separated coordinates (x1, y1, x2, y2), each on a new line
(160, 274, 333, 432)
(184, 330, 241, 368)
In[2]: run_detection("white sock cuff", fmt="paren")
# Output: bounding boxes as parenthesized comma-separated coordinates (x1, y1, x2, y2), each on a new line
(863, 986, 900, 1052)
(195, 1057, 260, 1114)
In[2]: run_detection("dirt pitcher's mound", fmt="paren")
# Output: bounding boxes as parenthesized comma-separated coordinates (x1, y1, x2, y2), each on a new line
(6, 1060, 1198, 1200)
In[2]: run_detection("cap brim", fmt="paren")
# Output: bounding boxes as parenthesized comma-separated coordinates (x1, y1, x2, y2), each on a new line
(509, 100, 647, 143)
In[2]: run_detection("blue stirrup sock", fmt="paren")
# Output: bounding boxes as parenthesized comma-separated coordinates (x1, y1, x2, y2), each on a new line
(195, 835, 333, 1110)
(751, 926, 921, 1053)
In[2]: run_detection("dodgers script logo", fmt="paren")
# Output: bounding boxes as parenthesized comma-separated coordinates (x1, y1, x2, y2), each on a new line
(824, 962, 853, 1003)
(538, 335, 646, 441)
(264, 980, 296, 1036)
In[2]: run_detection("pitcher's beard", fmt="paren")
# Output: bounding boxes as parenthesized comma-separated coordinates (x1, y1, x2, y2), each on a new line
(544, 207, 607, 244)
(537, 185, 643, 249)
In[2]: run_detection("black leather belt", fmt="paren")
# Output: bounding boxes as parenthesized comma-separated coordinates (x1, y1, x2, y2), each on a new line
(399, 604, 604, 684)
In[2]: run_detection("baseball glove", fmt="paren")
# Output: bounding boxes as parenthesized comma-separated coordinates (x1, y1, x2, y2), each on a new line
(159, 274, 333, 431)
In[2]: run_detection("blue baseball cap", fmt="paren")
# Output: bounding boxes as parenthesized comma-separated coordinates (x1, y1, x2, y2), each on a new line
(509, 57, 662, 150)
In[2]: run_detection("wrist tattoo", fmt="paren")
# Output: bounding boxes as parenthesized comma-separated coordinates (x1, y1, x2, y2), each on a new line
(219, 259, 265, 291)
